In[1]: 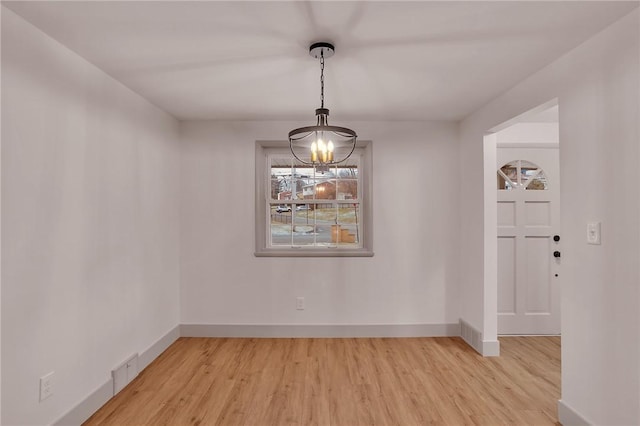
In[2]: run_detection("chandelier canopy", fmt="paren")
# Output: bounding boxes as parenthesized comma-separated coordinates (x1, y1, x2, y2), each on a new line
(288, 42, 357, 166)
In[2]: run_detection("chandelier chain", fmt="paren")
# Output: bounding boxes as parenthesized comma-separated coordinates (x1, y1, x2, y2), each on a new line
(320, 51, 325, 109)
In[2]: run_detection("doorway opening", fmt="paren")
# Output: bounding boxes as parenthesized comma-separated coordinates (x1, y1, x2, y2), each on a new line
(484, 100, 561, 338)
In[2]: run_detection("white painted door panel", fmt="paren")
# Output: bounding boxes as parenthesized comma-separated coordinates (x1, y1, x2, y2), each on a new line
(497, 147, 560, 335)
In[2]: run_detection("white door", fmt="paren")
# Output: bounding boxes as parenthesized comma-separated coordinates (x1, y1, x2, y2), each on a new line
(497, 146, 560, 335)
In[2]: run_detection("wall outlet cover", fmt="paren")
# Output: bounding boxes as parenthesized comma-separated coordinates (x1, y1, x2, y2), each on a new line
(40, 372, 54, 402)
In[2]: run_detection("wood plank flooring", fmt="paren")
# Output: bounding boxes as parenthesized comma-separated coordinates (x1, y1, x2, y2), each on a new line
(84, 336, 560, 426)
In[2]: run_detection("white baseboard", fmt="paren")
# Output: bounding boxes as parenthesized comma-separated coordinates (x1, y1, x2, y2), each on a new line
(181, 323, 460, 338)
(459, 319, 500, 356)
(481, 340, 500, 356)
(53, 379, 113, 426)
(139, 325, 180, 371)
(53, 325, 180, 426)
(558, 399, 591, 425)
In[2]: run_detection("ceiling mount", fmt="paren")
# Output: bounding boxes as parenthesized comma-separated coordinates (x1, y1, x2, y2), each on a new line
(309, 42, 335, 59)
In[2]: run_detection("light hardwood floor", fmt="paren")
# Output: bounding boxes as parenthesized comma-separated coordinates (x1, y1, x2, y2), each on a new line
(84, 336, 560, 425)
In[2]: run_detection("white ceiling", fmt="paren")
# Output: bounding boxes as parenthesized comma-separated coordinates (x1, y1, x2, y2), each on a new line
(4, 1, 638, 122)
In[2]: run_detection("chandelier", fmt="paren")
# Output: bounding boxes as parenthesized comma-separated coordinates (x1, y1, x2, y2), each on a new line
(289, 42, 357, 166)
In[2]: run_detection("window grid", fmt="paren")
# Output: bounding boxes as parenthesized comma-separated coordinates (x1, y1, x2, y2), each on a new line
(497, 160, 548, 191)
(268, 154, 362, 249)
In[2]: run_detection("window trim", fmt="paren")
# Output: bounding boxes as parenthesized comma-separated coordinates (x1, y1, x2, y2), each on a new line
(255, 140, 374, 257)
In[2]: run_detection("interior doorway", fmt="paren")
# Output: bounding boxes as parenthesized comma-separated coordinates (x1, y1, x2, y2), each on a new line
(486, 101, 561, 336)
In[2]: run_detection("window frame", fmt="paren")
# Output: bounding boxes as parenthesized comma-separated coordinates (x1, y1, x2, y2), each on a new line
(255, 140, 373, 257)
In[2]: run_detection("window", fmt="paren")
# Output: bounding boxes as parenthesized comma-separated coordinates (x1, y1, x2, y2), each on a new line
(255, 141, 373, 257)
(497, 160, 548, 190)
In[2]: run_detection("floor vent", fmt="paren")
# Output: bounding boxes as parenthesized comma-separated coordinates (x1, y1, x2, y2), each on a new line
(112, 353, 139, 395)
(459, 319, 482, 353)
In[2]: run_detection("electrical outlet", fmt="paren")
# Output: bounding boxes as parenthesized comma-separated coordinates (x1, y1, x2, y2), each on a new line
(40, 372, 54, 402)
(296, 297, 305, 310)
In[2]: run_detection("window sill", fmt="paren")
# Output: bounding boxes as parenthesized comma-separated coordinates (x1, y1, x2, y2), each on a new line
(254, 249, 374, 258)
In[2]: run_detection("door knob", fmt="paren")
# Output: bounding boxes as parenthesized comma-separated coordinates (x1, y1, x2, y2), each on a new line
(553, 251, 561, 258)
(553, 235, 560, 242)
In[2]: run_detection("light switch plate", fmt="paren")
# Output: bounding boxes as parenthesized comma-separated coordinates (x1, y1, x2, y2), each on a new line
(587, 222, 601, 245)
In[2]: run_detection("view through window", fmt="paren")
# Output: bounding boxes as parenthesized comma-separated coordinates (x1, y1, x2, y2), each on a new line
(497, 160, 548, 190)
(268, 155, 361, 248)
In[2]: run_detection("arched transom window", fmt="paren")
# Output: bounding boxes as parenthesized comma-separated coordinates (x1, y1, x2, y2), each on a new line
(497, 160, 548, 190)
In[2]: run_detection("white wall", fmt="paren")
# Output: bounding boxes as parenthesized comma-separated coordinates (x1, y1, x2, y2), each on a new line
(1, 8, 181, 425)
(459, 9, 639, 425)
(180, 120, 460, 327)
(495, 122, 559, 145)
